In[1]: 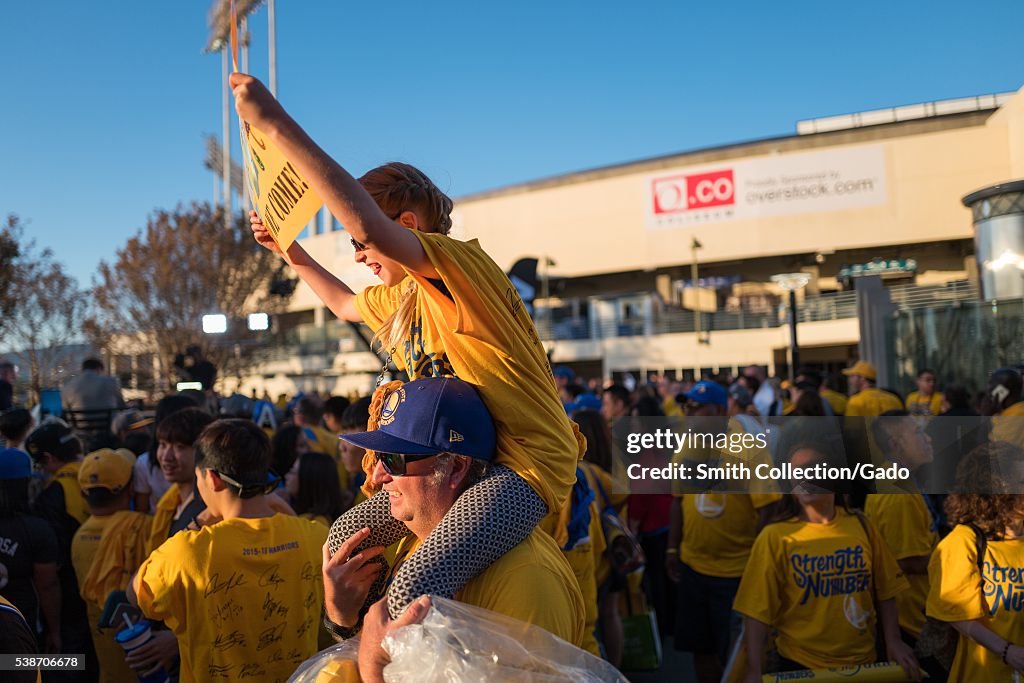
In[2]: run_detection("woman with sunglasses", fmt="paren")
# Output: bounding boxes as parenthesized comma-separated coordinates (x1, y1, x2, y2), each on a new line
(733, 441, 921, 682)
(232, 73, 585, 623)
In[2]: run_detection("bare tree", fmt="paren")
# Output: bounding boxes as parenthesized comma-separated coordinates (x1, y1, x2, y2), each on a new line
(87, 203, 290, 393)
(0, 215, 23, 336)
(2, 218, 88, 402)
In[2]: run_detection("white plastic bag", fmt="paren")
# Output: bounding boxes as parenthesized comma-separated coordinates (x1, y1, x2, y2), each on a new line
(382, 597, 628, 683)
(288, 638, 361, 683)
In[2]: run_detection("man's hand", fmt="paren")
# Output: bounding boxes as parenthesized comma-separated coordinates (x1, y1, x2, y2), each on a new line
(322, 529, 386, 628)
(124, 629, 178, 677)
(229, 72, 288, 133)
(357, 596, 431, 683)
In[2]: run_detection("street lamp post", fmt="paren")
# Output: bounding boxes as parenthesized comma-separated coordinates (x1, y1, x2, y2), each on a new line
(770, 273, 811, 381)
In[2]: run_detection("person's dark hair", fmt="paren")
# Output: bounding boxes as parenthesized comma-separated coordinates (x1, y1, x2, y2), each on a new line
(792, 389, 826, 417)
(324, 396, 351, 424)
(795, 367, 822, 388)
(572, 408, 614, 474)
(155, 407, 215, 447)
(982, 368, 1022, 416)
(85, 431, 119, 453)
(0, 361, 13, 372)
(84, 486, 130, 508)
(0, 409, 32, 442)
(632, 395, 665, 417)
(271, 425, 305, 479)
(122, 429, 151, 457)
(292, 452, 345, 522)
(296, 396, 325, 423)
(602, 384, 631, 409)
(194, 419, 271, 498)
(946, 442, 1024, 538)
(154, 393, 200, 428)
(917, 368, 936, 379)
(565, 383, 586, 400)
(82, 358, 104, 371)
(944, 383, 972, 412)
(763, 493, 853, 526)
(0, 478, 30, 516)
(740, 373, 762, 395)
(870, 409, 910, 456)
(340, 397, 371, 432)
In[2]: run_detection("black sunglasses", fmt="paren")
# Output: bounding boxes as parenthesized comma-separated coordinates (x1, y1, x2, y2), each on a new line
(210, 469, 280, 498)
(375, 451, 439, 476)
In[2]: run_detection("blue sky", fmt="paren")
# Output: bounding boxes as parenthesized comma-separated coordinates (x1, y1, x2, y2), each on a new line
(3, 0, 1022, 286)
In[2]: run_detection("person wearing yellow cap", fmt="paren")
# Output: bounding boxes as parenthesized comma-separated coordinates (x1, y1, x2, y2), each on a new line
(71, 448, 153, 683)
(843, 361, 903, 418)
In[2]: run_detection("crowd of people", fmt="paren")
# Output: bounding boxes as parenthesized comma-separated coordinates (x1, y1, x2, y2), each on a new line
(2, 65, 1023, 683)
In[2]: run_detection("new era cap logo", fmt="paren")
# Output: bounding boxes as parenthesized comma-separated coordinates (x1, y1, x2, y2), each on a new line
(449, 430, 464, 443)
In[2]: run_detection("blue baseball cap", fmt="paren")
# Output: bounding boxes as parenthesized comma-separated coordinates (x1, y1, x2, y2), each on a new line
(0, 448, 33, 480)
(684, 380, 728, 407)
(340, 377, 496, 461)
(569, 393, 602, 413)
(553, 366, 575, 381)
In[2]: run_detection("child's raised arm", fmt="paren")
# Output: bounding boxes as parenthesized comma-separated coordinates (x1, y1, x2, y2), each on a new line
(231, 73, 438, 280)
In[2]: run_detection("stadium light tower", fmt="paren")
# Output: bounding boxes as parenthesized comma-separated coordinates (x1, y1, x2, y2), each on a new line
(205, 0, 276, 229)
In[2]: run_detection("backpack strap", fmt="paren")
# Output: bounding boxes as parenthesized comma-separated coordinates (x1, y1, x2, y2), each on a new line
(964, 523, 988, 576)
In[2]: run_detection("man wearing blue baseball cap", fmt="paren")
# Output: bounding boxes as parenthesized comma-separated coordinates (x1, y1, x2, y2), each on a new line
(320, 377, 586, 682)
(682, 380, 729, 416)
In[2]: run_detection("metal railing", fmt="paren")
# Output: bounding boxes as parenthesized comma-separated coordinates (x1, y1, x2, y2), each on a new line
(535, 281, 979, 342)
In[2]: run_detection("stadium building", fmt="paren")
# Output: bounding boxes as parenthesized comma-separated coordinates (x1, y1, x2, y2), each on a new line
(240, 86, 1024, 397)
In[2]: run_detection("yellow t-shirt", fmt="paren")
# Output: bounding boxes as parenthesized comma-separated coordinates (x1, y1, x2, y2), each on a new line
(846, 387, 904, 418)
(134, 514, 326, 683)
(864, 494, 937, 636)
(52, 462, 89, 525)
(905, 391, 944, 417)
(927, 525, 1024, 682)
(147, 483, 184, 554)
(355, 232, 585, 516)
(733, 508, 908, 669)
(394, 528, 586, 648)
(72, 511, 152, 683)
(299, 424, 350, 495)
(992, 401, 1024, 448)
(821, 388, 848, 416)
(676, 493, 781, 578)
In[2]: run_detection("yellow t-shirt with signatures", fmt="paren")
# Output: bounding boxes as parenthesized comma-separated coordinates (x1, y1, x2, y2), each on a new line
(134, 514, 327, 683)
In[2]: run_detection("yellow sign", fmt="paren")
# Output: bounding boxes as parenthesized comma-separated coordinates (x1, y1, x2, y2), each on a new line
(238, 124, 322, 251)
(231, 1, 322, 251)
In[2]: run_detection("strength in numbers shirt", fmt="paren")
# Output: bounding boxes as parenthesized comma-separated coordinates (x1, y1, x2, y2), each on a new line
(356, 231, 586, 522)
(733, 508, 907, 669)
(134, 514, 327, 683)
(927, 525, 1024, 682)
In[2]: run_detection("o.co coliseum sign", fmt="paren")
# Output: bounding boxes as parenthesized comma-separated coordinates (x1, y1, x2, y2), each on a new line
(645, 145, 886, 229)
